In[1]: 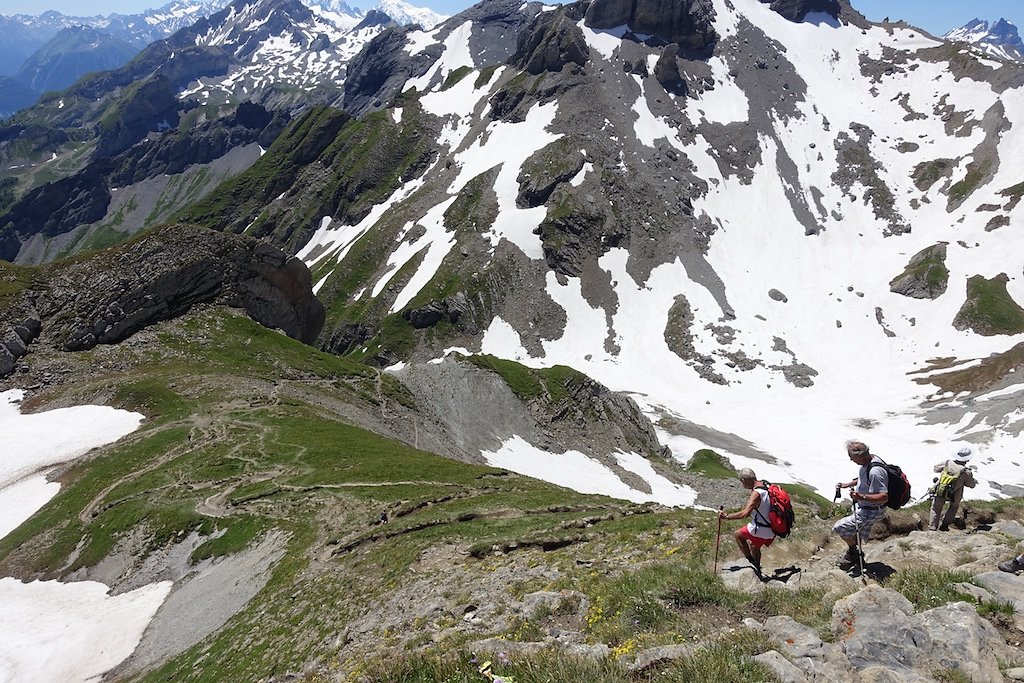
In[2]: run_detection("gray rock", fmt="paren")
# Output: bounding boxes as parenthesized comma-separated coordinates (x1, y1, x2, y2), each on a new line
(953, 582, 993, 603)
(974, 571, 1024, 612)
(563, 642, 610, 659)
(754, 650, 808, 682)
(889, 243, 948, 300)
(764, 615, 826, 659)
(994, 520, 1024, 540)
(758, 0, 840, 22)
(1006, 667, 1024, 681)
(856, 666, 934, 682)
(918, 601, 1008, 681)
(584, 0, 718, 52)
(627, 643, 696, 672)
(831, 586, 929, 670)
(513, 10, 589, 75)
(769, 288, 789, 303)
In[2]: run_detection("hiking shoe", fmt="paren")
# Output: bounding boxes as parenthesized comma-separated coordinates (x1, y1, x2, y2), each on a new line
(837, 546, 863, 571)
(998, 558, 1024, 573)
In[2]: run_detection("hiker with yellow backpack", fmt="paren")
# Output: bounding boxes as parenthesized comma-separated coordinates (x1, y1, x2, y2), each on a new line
(929, 447, 977, 531)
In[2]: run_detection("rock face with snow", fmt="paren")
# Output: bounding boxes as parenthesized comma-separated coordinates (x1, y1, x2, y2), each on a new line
(584, 0, 719, 51)
(758, 0, 840, 23)
(946, 18, 1024, 62)
(6, 0, 1024, 508)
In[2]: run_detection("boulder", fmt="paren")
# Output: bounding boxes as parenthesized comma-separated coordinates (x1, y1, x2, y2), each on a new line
(831, 586, 929, 670)
(30, 224, 325, 353)
(584, 0, 718, 52)
(754, 650, 808, 682)
(917, 601, 1009, 681)
(974, 571, 1024, 613)
(758, 0, 841, 22)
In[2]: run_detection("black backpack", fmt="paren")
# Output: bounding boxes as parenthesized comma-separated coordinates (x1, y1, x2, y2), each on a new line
(868, 459, 912, 509)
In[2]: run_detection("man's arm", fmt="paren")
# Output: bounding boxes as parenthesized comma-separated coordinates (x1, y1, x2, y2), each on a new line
(720, 489, 761, 520)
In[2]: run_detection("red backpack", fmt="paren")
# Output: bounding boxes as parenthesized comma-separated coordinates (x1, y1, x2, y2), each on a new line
(755, 482, 795, 538)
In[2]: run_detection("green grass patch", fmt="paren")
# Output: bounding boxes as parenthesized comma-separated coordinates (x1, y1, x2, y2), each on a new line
(887, 567, 975, 610)
(949, 164, 989, 203)
(441, 66, 473, 91)
(685, 449, 737, 479)
(955, 274, 1024, 335)
(465, 354, 585, 404)
(0, 261, 37, 307)
(190, 516, 269, 564)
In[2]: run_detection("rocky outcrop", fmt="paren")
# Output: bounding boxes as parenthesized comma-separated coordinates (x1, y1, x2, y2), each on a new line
(889, 243, 949, 300)
(0, 167, 111, 262)
(758, 0, 840, 22)
(0, 224, 325, 377)
(105, 102, 287, 187)
(341, 26, 441, 116)
(513, 9, 590, 75)
(584, 0, 718, 52)
(394, 355, 667, 461)
(953, 273, 1024, 336)
(94, 76, 181, 159)
(654, 44, 688, 95)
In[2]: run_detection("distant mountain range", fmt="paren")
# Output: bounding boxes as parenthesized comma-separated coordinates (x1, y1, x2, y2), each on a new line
(944, 18, 1024, 62)
(0, 0, 447, 117)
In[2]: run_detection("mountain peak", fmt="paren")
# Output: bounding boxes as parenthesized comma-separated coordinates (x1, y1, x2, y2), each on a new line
(945, 16, 1024, 62)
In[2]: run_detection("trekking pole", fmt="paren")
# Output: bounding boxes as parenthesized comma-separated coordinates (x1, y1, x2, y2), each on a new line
(828, 485, 841, 517)
(853, 501, 867, 586)
(713, 506, 724, 574)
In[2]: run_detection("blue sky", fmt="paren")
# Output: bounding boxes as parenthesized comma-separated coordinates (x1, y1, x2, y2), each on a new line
(1, 0, 1020, 37)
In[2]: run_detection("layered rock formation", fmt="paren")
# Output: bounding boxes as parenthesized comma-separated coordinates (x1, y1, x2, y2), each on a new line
(0, 224, 325, 378)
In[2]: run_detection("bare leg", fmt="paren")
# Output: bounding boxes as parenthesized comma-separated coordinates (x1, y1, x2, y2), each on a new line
(734, 528, 752, 561)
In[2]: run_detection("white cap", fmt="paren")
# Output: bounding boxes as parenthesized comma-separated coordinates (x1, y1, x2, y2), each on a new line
(955, 447, 973, 461)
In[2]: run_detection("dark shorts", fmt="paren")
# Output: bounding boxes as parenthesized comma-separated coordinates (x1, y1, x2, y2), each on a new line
(738, 526, 775, 548)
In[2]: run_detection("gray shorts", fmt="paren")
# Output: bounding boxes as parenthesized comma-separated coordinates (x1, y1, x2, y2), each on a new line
(833, 505, 887, 542)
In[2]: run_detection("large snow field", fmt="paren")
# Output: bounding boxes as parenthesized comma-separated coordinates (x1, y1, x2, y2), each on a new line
(0, 389, 171, 683)
(337, 3, 1023, 506)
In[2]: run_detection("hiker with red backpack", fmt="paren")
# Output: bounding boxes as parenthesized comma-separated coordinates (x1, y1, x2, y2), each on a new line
(833, 441, 890, 571)
(719, 468, 791, 575)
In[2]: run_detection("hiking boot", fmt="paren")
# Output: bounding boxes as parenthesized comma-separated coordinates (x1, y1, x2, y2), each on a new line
(837, 546, 864, 571)
(997, 558, 1024, 573)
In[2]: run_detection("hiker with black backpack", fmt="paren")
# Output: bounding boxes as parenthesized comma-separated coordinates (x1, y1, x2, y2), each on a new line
(833, 441, 888, 571)
(719, 468, 783, 575)
(929, 446, 976, 531)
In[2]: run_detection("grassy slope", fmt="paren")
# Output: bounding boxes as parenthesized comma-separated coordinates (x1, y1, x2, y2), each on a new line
(1, 307, 1021, 682)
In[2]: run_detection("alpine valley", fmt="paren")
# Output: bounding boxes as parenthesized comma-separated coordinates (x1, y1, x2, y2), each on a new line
(1, 0, 1024, 681)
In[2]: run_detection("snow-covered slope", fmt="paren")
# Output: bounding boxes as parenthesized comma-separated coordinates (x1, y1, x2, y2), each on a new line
(294, 0, 1024, 501)
(945, 18, 1024, 62)
(174, 0, 447, 105)
(0, 0, 446, 81)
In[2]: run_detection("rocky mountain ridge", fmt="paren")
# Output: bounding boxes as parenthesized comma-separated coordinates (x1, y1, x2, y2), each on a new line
(0, 1, 1024, 678)
(945, 18, 1024, 62)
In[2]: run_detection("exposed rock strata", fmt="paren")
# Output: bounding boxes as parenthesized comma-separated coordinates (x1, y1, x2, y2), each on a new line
(584, 0, 718, 52)
(0, 224, 325, 378)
